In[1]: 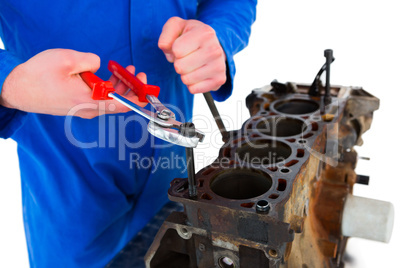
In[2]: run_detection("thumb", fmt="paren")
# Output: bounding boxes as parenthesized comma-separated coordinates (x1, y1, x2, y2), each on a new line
(158, 17, 186, 62)
(67, 50, 101, 74)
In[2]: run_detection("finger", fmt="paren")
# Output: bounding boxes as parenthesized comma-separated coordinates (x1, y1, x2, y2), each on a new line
(171, 24, 216, 60)
(110, 65, 135, 91)
(119, 72, 147, 97)
(121, 92, 148, 108)
(97, 98, 132, 115)
(75, 109, 101, 119)
(104, 101, 130, 114)
(109, 65, 135, 85)
(68, 50, 101, 74)
(109, 74, 119, 86)
(118, 72, 148, 107)
(136, 72, 147, 84)
(102, 92, 148, 115)
(74, 94, 145, 117)
(187, 71, 227, 94)
(174, 44, 224, 75)
(117, 71, 147, 104)
(158, 17, 186, 62)
(123, 88, 148, 108)
(181, 58, 226, 87)
(187, 80, 219, 94)
(106, 71, 149, 113)
(98, 69, 149, 114)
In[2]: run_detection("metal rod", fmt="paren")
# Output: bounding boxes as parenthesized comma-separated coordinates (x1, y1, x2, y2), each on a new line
(185, 147, 197, 198)
(324, 49, 333, 106)
(203, 92, 229, 141)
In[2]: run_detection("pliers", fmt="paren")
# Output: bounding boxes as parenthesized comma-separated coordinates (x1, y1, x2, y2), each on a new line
(80, 60, 205, 148)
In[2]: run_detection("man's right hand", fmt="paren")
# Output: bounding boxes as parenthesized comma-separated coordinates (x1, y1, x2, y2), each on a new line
(0, 49, 148, 119)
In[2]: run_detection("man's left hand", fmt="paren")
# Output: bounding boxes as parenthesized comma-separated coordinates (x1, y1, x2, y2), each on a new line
(158, 17, 227, 94)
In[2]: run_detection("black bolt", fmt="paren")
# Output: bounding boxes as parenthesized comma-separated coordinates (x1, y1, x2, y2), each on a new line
(356, 174, 370, 185)
(179, 122, 196, 138)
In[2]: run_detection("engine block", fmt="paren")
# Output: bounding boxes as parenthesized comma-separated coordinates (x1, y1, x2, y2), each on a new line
(145, 60, 393, 268)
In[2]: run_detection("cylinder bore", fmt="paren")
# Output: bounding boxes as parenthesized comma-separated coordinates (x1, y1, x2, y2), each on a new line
(273, 99, 319, 115)
(256, 117, 307, 137)
(210, 169, 272, 200)
(236, 140, 291, 166)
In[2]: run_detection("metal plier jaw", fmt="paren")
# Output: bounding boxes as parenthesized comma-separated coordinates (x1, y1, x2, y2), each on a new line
(111, 93, 204, 148)
(148, 122, 203, 148)
(80, 61, 205, 148)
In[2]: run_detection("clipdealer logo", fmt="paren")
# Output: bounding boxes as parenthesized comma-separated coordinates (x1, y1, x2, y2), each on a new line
(63, 101, 247, 161)
(63, 99, 340, 167)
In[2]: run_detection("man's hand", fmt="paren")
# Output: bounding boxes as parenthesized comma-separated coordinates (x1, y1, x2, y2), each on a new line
(0, 49, 147, 119)
(158, 17, 227, 94)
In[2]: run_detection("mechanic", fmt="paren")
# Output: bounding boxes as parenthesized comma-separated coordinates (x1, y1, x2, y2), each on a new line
(0, 1, 256, 267)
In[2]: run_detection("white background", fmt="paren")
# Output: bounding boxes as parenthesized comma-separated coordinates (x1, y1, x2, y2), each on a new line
(1, 1, 401, 267)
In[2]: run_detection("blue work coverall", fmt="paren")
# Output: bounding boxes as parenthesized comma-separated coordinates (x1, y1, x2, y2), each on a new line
(0, 1, 256, 267)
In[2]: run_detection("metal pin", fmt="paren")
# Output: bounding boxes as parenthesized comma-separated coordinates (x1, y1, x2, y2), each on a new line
(180, 123, 197, 198)
(185, 147, 197, 198)
(203, 92, 229, 142)
(324, 49, 333, 106)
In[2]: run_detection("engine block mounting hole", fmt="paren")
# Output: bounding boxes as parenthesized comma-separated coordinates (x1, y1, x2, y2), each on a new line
(177, 227, 191, 239)
(269, 249, 279, 258)
(256, 200, 270, 213)
(218, 257, 235, 268)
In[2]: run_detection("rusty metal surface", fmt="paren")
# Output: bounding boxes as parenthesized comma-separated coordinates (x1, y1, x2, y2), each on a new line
(145, 84, 379, 268)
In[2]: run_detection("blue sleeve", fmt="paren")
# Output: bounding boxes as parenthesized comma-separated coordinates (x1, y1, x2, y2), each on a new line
(196, 0, 257, 101)
(0, 49, 27, 139)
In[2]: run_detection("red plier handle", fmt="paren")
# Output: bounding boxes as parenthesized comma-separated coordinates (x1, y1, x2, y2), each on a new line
(80, 71, 115, 100)
(108, 60, 160, 103)
(80, 61, 160, 102)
